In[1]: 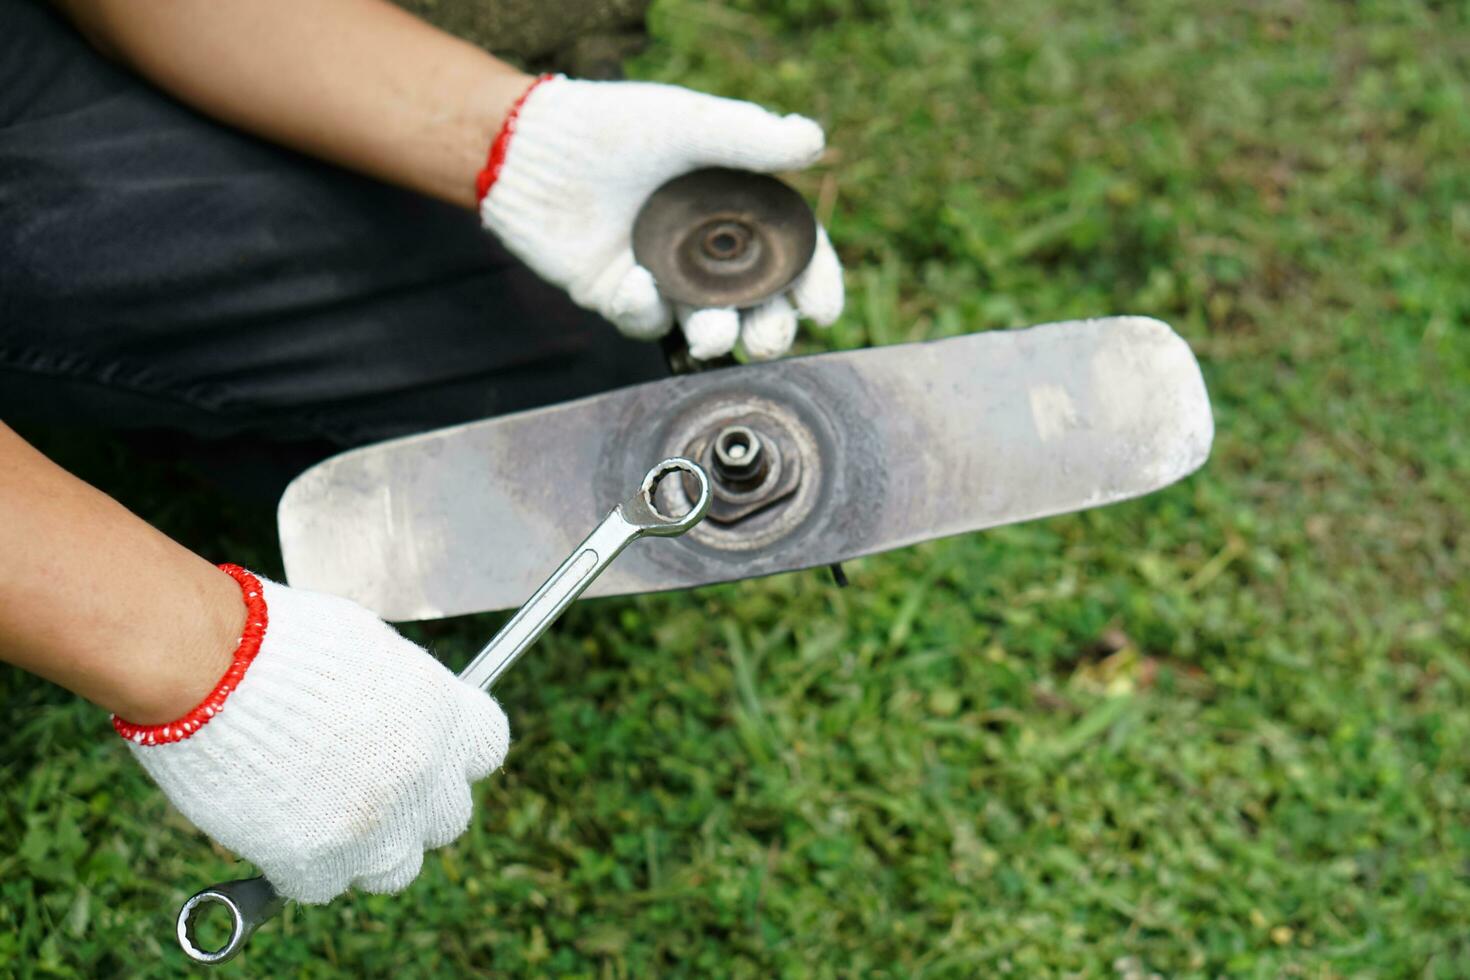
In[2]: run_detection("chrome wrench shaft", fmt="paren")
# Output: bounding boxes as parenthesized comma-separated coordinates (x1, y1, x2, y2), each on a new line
(460, 458, 711, 691)
(175, 458, 711, 965)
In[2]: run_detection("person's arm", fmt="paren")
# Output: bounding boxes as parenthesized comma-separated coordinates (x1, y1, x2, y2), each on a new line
(0, 423, 242, 723)
(52, 0, 531, 210)
(53, 0, 845, 360)
(0, 423, 509, 903)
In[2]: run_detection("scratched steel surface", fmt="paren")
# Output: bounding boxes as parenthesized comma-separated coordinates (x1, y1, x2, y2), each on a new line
(278, 317, 1213, 620)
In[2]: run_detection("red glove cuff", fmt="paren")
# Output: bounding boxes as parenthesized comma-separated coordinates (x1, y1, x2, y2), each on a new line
(112, 564, 268, 746)
(475, 73, 555, 204)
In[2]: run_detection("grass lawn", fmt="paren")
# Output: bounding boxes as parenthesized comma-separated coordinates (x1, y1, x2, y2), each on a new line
(3, 0, 1468, 975)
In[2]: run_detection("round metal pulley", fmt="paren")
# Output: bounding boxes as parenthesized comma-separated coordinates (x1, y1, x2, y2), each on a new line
(632, 168, 818, 309)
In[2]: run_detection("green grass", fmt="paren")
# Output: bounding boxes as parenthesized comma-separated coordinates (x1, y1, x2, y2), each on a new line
(4, 0, 1468, 975)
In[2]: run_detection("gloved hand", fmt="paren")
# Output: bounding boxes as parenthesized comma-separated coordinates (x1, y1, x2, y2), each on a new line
(478, 75, 845, 361)
(114, 565, 508, 904)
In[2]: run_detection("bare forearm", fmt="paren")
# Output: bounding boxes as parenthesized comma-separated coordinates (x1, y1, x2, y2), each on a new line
(53, 0, 532, 210)
(0, 425, 242, 724)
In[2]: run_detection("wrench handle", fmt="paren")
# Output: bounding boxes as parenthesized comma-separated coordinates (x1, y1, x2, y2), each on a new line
(457, 511, 642, 691)
(460, 456, 710, 691)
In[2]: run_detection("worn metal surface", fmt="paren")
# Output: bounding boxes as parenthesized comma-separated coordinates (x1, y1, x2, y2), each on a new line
(632, 168, 817, 308)
(279, 316, 1214, 620)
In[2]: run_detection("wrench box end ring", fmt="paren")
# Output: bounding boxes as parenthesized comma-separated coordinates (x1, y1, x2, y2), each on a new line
(177, 876, 284, 966)
(177, 890, 246, 965)
(640, 458, 711, 533)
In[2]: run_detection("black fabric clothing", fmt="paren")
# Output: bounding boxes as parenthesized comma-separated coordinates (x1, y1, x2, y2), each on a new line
(0, 0, 666, 454)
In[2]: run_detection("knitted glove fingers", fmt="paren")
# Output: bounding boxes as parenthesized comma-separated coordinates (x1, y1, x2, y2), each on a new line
(677, 305, 741, 360)
(457, 686, 513, 781)
(741, 296, 800, 362)
(563, 246, 669, 340)
(422, 768, 477, 849)
(790, 228, 845, 327)
(298, 758, 466, 901)
(605, 261, 673, 339)
(670, 91, 826, 173)
(354, 851, 425, 896)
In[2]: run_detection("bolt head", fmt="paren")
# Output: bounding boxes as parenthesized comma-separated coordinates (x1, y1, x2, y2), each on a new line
(713, 425, 763, 477)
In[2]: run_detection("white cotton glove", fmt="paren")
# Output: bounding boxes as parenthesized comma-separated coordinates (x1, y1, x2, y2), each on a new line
(479, 75, 845, 361)
(115, 567, 508, 904)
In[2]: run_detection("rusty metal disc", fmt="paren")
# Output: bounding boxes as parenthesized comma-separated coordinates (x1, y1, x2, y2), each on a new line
(632, 168, 818, 309)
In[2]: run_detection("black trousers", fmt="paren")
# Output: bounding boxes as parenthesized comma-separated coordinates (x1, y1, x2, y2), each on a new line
(0, 0, 666, 465)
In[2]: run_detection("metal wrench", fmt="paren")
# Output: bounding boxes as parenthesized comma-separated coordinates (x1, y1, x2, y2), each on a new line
(174, 457, 712, 965)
